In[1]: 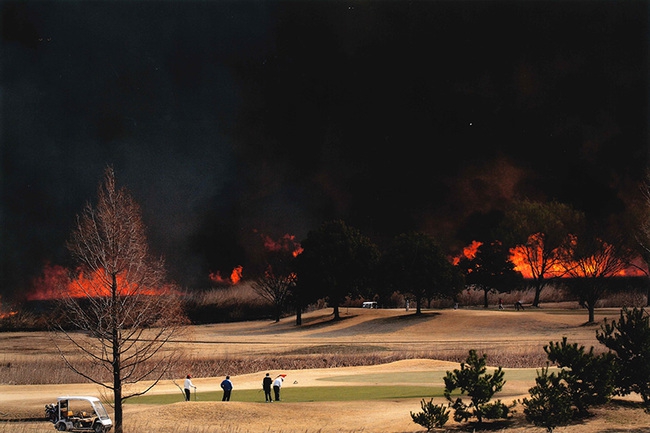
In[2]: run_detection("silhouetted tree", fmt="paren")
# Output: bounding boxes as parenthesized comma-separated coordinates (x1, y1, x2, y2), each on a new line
(253, 269, 296, 323)
(56, 167, 186, 433)
(382, 232, 462, 315)
(290, 278, 321, 326)
(561, 218, 635, 323)
(501, 200, 580, 307)
(253, 244, 297, 322)
(597, 307, 650, 409)
(522, 365, 573, 432)
(545, 337, 616, 416)
(296, 220, 379, 320)
(457, 240, 523, 308)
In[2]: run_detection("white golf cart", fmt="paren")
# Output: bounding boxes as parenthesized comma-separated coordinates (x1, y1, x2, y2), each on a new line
(45, 396, 112, 433)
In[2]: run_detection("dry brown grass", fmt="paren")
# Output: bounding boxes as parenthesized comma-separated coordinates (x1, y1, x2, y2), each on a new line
(1, 306, 648, 433)
(1, 303, 610, 385)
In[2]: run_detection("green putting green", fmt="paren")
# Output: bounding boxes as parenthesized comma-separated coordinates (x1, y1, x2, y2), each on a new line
(126, 385, 447, 404)
(322, 368, 540, 384)
(321, 371, 448, 384)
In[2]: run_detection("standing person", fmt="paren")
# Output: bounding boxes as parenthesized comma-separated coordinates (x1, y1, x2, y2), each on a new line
(498, 298, 504, 310)
(262, 373, 273, 402)
(184, 374, 196, 401)
(273, 375, 284, 402)
(515, 300, 525, 311)
(220, 375, 233, 401)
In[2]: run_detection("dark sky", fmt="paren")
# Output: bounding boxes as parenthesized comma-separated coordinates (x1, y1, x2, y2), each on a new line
(1, 1, 648, 299)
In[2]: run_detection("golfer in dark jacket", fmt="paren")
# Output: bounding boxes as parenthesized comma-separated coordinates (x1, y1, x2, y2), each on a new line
(263, 373, 273, 402)
(220, 376, 233, 401)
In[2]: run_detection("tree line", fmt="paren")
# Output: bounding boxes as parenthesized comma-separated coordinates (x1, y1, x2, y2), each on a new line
(259, 194, 650, 325)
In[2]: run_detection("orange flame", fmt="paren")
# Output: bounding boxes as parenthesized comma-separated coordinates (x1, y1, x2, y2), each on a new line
(0, 311, 17, 320)
(230, 265, 243, 284)
(507, 233, 568, 279)
(452, 240, 482, 265)
(509, 236, 649, 279)
(27, 263, 70, 300)
(28, 263, 172, 300)
(509, 245, 530, 278)
(616, 256, 648, 277)
(209, 265, 244, 285)
(208, 271, 226, 284)
(258, 232, 303, 257)
(456, 239, 647, 279)
(0, 295, 17, 320)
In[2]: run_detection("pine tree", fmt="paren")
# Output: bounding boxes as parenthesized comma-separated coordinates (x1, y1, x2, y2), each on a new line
(443, 350, 512, 424)
(410, 398, 449, 431)
(597, 307, 650, 410)
(522, 365, 573, 432)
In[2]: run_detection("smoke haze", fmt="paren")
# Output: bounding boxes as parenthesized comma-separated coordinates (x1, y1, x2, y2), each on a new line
(1, 1, 648, 300)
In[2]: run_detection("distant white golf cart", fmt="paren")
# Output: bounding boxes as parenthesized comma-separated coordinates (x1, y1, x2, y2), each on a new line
(45, 396, 112, 433)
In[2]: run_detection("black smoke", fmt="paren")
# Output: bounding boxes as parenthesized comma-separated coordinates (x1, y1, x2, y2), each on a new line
(1, 1, 648, 300)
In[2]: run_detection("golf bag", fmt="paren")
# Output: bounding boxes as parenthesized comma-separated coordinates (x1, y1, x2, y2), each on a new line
(45, 403, 58, 423)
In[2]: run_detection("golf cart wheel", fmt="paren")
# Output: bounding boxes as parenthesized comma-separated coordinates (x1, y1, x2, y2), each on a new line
(56, 422, 67, 431)
(93, 423, 105, 433)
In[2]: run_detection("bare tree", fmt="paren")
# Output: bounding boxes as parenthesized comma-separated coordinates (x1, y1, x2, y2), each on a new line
(253, 266, 296, 322)
(562, 232, 634, 323)
(54, 167, 186, 433)
(252, 234, 301, 322)
(502, 200, 581, 307)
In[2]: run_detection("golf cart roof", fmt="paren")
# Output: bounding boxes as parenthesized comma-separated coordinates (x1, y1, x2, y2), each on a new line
(57, 396, 102, 403)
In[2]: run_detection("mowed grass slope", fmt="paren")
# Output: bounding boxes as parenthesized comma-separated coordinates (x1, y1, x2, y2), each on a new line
(175, 305, 616, 360)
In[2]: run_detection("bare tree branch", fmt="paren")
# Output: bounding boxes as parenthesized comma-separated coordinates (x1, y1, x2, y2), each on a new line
(52, 166, 187, 433)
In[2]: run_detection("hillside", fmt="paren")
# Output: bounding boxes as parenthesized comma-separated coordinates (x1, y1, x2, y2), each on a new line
(174, 306, 617, 362)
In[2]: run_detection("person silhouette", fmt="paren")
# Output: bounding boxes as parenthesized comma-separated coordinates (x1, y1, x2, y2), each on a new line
(263, 373, 273, 402)
(220, 375, 233, 401)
